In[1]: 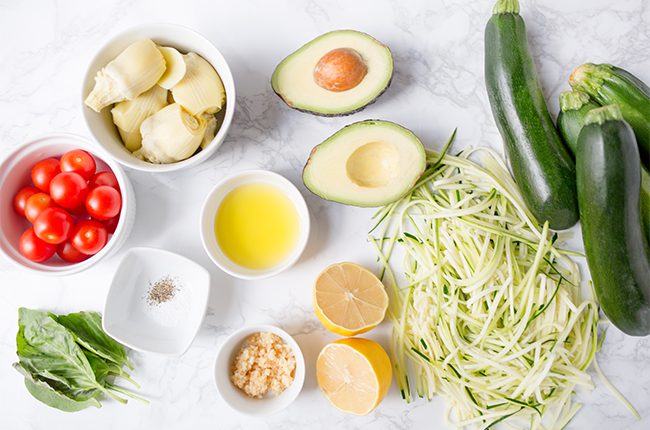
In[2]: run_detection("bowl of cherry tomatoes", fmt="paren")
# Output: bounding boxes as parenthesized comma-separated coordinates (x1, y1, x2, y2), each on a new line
(0, 133, 135, 275)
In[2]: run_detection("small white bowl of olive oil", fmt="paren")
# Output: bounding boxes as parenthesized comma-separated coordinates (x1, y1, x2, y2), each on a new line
(200, 170, 310, 280)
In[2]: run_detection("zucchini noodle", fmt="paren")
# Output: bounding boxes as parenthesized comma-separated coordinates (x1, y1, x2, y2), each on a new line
(369, 144, 599, 429)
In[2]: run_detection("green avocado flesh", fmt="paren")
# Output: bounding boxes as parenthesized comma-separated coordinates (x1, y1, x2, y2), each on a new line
(271, 30, 393, 116)
(303, 120, 426, 206)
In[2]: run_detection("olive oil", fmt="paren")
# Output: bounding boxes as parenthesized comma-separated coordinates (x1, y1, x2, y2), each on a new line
(215, 183, 299, 270)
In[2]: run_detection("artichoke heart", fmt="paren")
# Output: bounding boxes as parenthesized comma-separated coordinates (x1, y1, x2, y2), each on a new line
(118, 129, 144, 152)
(137, 103, 207, 164)
(171, 52, 225, 115)
(157, 46, 187, 89)
(111, 85, 168, 152)
(200, 114, 218, 149)
(85, 39, 166, 112)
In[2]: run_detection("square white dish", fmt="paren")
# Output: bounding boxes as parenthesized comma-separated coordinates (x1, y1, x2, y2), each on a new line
(102, 247, 210, 355)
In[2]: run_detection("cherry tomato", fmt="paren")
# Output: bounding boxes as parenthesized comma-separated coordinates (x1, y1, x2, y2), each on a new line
(71, 212, 91, 224)
(19, 227, 57, 262)
(89, 171, 119, 191)
(60, 149, 96, 181)
(13, 186, 40, 217)
(103, 215, 119, 234)
(49, 172, 88, 209)
(24, 193, 56, 223)
(33, 207, 74, 244)
(31, 158, 61, 192)
(85, 186, 121, 220)
(71, 220, 107, 255)
(66, 204, 88, 216)
(56, 239, 89, 263)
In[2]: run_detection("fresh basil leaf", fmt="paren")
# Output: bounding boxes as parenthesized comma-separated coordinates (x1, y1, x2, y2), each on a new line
(84, 351, 117, 385)
(14, 308, 145, 410)
(56, 311, 133, 370)
(16, 308, 106, 401)
(14, 363, 100, 412)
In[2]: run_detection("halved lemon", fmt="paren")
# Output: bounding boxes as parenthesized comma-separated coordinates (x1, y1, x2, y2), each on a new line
(316, 337, 392, 415)
(313, 262, 388, 336)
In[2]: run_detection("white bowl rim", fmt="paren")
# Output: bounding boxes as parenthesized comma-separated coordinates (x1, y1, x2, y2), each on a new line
(80, 22, 236, 173)
(199, 169, 310, 280)
(213, 323, 306, 416)
(0, 132, 132, 276)
(101, 246, 211, 356)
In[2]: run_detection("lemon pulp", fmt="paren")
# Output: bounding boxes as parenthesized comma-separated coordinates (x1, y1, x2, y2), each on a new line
(215, 183, 299, 270)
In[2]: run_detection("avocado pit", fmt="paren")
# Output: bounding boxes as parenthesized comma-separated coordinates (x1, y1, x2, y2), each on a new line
(314, 48, 368, 92)
(346, 141, 399, 188)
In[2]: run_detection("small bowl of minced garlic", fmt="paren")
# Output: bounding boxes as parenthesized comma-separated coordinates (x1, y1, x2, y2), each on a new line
(82, 23, 235, 173)
(214, 324, 306, 416)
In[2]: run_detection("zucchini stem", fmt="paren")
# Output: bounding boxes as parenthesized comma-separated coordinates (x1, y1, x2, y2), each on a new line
(569, 63, 612, 93)
(559, 90, 592, 112)
(584, 105, 623, 126)
(493, 0, 519, 15)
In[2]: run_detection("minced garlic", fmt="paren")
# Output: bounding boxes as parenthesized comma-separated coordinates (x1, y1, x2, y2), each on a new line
(230, 332, 296, 398)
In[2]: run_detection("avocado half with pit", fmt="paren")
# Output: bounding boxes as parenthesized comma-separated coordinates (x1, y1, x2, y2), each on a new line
(271, 30, 393, 116)
(303, 120, 426, 207)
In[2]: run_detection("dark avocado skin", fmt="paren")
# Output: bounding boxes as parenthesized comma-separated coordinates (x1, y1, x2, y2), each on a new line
(557, 101, 600, 156)
(272, 75, 393, 117)
(485, 12, 579, 230)
(576, 120, 650, 336)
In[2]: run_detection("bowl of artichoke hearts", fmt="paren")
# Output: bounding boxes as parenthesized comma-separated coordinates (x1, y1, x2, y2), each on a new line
(82, 24, 235, 172)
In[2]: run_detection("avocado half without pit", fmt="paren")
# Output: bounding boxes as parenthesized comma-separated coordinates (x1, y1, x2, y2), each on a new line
(272, 30, 394, 116)
(303, 120, 426, 207)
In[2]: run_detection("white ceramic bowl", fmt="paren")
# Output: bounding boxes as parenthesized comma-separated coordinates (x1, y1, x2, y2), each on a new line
(0, 133, 135, 276)
(102, 247, 210, 356)
(200, 170, 310, 280)
(214, 324, 305, 416)
(81, 23, 236, 173)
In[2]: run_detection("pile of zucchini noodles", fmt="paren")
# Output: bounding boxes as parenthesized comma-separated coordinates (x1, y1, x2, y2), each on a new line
(370, 140, 600, 429)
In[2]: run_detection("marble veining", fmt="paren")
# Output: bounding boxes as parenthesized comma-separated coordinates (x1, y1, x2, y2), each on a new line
(1, 0, 649, 429)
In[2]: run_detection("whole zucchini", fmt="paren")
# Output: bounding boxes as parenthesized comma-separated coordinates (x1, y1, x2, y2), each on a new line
(556, 90, 599, 156)
(485, 0, 578, 230)
(570, 63, 650, 166)
(556, 90, 650, 243)
(643, 166, 650, 243)
(576, 105, 650, 336)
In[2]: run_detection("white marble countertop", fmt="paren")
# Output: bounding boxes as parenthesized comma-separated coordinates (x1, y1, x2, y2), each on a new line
(1, 0, 649, 429)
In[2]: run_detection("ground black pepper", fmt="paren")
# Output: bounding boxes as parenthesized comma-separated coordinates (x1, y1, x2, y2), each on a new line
(145, 275, 179, 306)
